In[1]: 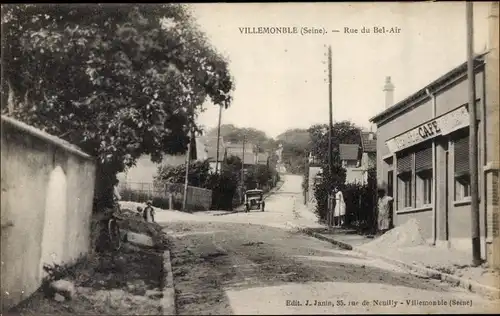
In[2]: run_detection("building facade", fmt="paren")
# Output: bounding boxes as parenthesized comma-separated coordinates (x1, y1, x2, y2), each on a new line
(117, 131, 207, 185)
(370, 52, 498, 262)
(360, 131, 377, 183)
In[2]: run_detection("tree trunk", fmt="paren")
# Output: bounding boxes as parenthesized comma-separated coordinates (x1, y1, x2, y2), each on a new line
(93, 163, 119, 212)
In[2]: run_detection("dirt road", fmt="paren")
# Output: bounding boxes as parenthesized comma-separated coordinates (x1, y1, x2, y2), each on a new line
(160, 175, 499, 315)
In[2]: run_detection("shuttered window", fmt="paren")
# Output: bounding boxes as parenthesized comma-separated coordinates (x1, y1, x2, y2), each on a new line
(454, 135, 469, 176)
(397, 153, 412, 174)
(415, 147, 432, 172)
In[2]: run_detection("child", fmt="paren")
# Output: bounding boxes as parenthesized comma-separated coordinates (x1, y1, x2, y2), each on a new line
(143, 200, 155, 223)
(377, 188, 394, 235)
(136, 206, 143, 218)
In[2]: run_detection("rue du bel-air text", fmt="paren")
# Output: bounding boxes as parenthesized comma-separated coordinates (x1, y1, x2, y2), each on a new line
(343, 26, 402, 34)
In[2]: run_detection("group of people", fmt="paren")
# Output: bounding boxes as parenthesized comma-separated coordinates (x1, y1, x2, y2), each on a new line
(329, 186, 394, 234)
(113, 184, 156, 223)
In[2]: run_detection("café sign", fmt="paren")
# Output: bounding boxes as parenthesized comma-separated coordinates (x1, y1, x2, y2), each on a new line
(386, 106, 470, 153)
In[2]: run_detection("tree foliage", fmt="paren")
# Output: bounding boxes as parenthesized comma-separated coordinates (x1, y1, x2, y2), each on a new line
(154, 159, 212, 188)
(245, 164, 272, 189)
(308, 121, 362, 165)
(2, 4, 234, 208)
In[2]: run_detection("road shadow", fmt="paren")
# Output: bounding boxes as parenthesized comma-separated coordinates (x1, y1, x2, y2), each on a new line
(167, 221, 452, 315)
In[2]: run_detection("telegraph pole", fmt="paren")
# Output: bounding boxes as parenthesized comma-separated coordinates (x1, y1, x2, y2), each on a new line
(466, 2, 481, 266)
(182, 127, 192, 212)
(241, 136, 246, 185)
(215, 105, 223, 175)
(328, 45, 333, 175)
(240, 136, 246, 202)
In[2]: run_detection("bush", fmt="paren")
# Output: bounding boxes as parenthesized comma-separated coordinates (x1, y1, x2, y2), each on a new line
(313, 163, 346, 220)
(120, 188, 173, 209)
(206, 171, 239, 210)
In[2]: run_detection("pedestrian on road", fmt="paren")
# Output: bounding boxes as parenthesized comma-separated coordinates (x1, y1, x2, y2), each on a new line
(333, 187, 346, 227)
(143, 200, 155, 223)
(377, 188, 394, 234)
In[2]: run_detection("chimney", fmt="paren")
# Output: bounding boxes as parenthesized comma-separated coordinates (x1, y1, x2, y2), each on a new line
(383, 76, 395, 109)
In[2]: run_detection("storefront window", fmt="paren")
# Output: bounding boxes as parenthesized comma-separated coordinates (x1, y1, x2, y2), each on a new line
(454, 133, 470, 201)
(398, 172, 412, 208)
(455, 174, 471, 200)
(415, 146, 433, 207)
(397, 152, 413, 209)
(417, 170, 433, 205)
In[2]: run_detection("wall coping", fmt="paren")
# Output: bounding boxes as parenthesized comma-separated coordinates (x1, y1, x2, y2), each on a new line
(1, 115, 93, 160)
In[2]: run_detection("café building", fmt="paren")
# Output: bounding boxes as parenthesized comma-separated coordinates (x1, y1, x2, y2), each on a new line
(370, 51, 499, 261)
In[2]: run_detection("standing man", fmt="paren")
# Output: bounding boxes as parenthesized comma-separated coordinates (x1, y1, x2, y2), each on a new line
(377, 188, 394, 235)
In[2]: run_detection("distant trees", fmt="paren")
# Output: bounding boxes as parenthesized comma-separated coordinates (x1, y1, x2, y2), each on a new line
(275, 128, 311, 174)
(206, 124, 276, 153)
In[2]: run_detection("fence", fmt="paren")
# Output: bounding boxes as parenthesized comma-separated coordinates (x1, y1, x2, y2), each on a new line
(118, 181, 212, 211)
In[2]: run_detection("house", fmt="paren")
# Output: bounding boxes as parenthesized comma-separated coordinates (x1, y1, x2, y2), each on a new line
(339, 144, 361, 168)
(225, 142, 257, 167)
(257, 152, 269, 166)
(339, 143, 365, 185)
(117, 131, 207, 186)
(369, 21, 499, 266)
(360, 130, 377, 182)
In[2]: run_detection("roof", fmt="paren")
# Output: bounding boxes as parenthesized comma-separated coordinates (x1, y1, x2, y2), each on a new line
(360, 131, 377, 153)
(225, 142, 255, 152)
(339, 144, 360, 161)
(369, 53, 487, 124)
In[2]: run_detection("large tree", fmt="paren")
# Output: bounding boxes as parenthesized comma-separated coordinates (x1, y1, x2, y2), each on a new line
(2, 4, 234, 208)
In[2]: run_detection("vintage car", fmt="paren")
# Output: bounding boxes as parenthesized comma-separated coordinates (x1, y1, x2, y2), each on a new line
(244, 189, 265, 212)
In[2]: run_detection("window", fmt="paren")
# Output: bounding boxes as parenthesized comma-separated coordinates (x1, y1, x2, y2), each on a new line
(397, 152, 413, 209)
(455, 174, 471, 200)
(398, 172, 412, 208)
(454, 133, 470, 201)
(415, 146, 433, 207)
(417, 170, 433, 206)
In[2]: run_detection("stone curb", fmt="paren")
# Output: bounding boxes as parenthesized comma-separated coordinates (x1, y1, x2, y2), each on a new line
(303, 230, 500, 300)
(303, 230, 353, 250)
(160, 250, 176, 315)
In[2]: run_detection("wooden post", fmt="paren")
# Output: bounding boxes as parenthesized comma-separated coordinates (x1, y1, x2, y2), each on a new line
(466, 2, 482, 266)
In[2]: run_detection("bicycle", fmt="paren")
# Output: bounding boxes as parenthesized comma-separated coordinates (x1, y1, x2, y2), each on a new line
(107, 204, 125, 251)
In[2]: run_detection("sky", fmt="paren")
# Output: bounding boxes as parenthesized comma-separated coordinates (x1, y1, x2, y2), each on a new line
(190, 2, 492, 139)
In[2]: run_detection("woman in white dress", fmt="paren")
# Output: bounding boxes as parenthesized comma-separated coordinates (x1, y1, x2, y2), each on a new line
(333, 187, 346, 227)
